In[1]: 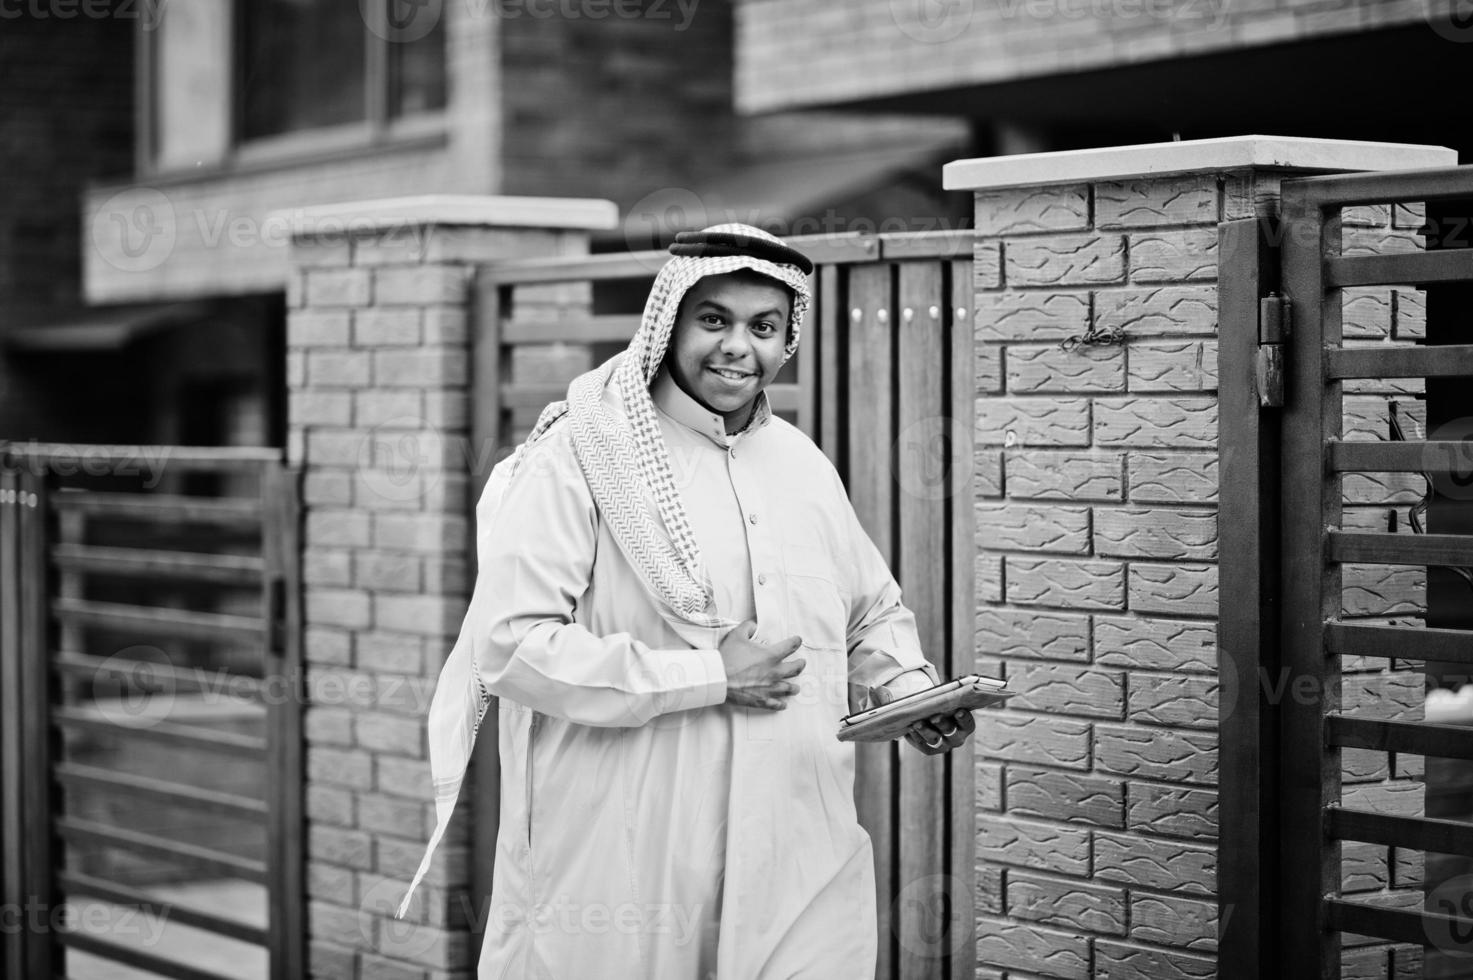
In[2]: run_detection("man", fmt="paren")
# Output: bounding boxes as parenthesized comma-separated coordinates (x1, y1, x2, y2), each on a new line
(402, 224, 976, 978)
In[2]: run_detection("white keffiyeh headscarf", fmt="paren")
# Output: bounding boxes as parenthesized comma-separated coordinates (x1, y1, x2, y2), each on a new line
(398, 224, 813, 916)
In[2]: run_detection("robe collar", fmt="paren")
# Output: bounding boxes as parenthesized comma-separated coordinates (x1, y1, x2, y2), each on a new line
(651, 367, 772, 449)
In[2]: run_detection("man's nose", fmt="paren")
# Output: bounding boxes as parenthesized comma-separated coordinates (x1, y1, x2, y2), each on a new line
(719, 328, 752, 355)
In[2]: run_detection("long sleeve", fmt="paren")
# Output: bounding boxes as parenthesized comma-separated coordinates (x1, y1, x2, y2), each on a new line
(830, 472, 941, 693)
(469, 427, 727, 727)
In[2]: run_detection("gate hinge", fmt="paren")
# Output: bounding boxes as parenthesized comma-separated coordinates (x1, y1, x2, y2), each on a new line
(1256, 293, 1289, 408)
(1259, 293, 1290, 344)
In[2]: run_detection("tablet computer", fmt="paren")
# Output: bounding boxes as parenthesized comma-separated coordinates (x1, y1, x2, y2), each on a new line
(836, 674, 1011, 742)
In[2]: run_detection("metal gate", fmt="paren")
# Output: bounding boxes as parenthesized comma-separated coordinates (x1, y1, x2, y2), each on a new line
(474, 230, 978, 980)
(0, 443, 304, 979)
(1219, 166, 1473, 978)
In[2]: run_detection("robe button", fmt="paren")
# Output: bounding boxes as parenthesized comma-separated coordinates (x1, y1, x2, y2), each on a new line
(748, 512, 758, 524)
(757, 573, 767, 586)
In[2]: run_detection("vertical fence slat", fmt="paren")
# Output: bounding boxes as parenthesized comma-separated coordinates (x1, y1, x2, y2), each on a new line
(798, 270, 819, 439)
(847, 261, 898, 980)
(895, 261, 948, 980)
(820, 265, 843, 467)
(1, 467, 25, 980)
(1216, 217, 1281, 980)
(473, 270, 506, 492)
(1279, 187, 1341, 980)
(19, 468, 55, 980)
(263, 464, 305, 980)
(946, 257, 977, 980)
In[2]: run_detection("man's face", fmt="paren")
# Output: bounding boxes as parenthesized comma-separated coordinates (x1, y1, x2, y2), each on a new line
(666, 271, 792, 432)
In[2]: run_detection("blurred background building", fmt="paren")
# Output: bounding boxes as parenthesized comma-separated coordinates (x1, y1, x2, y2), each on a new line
(2, 0, 1466, 451)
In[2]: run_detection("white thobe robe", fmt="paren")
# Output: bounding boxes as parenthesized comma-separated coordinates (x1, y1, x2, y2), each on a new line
(474, 370, 937, 979)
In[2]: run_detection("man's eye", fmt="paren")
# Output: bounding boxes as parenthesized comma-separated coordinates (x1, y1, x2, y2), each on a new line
(701, 314, 725, 327)
(752, 321, 776, 334)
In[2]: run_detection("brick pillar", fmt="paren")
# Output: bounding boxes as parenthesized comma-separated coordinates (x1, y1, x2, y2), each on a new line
(943, 137, 1453, 979)
(284, 196, 616, 980)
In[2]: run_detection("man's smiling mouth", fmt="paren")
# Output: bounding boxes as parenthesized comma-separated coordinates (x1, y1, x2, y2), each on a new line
(708, 367, 754, 380)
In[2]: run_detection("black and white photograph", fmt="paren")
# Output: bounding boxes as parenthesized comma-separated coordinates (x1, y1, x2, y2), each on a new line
(2, 1, 1473, 977)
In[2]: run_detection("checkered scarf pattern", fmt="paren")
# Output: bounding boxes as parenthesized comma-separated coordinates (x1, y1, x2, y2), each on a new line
(512, 224, 811, 624)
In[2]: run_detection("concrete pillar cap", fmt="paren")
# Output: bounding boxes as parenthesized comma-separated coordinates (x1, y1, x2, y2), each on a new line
(273, 194, 620, 237)
(943, 135, 1457, 192)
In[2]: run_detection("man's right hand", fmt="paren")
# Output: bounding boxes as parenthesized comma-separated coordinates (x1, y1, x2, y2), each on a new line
(719, 619, 805, 711)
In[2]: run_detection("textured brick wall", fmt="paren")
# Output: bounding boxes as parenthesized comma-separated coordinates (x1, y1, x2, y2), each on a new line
(736, 0, 1433, 113)
(286, 217, 593, 980)
(967, 171, 1428, 978)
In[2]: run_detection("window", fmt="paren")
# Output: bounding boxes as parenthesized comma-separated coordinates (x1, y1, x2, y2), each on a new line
(238, 0, 446, 142)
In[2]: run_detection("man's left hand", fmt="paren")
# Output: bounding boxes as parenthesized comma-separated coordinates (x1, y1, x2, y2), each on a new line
(872, 676, 978, 755)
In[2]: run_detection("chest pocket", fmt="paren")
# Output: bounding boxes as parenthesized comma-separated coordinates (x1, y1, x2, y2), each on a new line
(782, 542, 849, 653)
